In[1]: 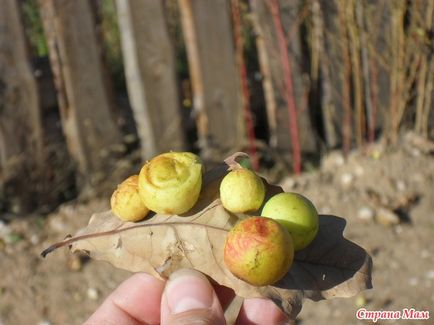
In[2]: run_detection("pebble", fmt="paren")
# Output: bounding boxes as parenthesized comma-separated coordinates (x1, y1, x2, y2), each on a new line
(49, 218, 66, 232)
(59, 204, 75, 216)
(321, 206, 332, 214)
(295, 177, 308, 188)
(375, 208, 400, 226)
(421, 250, 430, 259)
(357, 207, 375, 221)
(354, 165, 365, 176)
(37, 321, 51, 325)
(409, 277, 419, 286)
(395, 180, 406, 192)
(30, 234, 40, 245)
(411, 148, 421, 157)
(281, 177, 295, 191)
(340, 173, 354, 186)
(0, 221, 11, 238)
(425, 271, 434, 280)
(322, 151, 345, 170)
(390, 260, 399, 270)
(411, 173, 424, 183)
(395, 225, 403, 234)
(87, 287, 99, 300)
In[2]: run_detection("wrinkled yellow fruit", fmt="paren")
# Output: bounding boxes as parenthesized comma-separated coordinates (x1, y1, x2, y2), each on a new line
(224, 216, 294, 286)
(220, 169, 265, 213)
(111, 175, 150, 222)
(138, 152, 203, 215)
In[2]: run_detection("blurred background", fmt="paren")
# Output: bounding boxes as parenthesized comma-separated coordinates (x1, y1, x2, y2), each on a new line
(0, 0, 433, 324)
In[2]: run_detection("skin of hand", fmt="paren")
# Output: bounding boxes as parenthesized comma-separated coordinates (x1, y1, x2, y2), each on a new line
(85, 268, 290, 325)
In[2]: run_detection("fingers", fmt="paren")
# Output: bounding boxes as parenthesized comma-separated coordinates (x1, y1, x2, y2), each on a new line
(210, 282, 290, 325)
(160, 268, 226, 325)
(85, 270, 290, 325)
(237, 298, 290, 325)
(85, 273, 165, 325)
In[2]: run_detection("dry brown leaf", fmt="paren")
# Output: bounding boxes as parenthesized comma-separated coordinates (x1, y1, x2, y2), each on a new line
(42, 165, 373, 319)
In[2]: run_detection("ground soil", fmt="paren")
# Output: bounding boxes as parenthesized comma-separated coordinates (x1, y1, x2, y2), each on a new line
(1, 134, 433, 325)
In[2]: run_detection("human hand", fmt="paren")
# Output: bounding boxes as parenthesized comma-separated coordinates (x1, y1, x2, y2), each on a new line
(85, 268, 290, 325)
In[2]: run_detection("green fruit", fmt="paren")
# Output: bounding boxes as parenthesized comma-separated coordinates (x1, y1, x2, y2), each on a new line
(261, 192, 319, 251)
(220, 169, 265, 213)
(224, 216, 294, 286)
(138, 152, 203, 215)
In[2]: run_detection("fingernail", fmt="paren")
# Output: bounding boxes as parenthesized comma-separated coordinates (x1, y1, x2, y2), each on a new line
(165, 269, 214, 314)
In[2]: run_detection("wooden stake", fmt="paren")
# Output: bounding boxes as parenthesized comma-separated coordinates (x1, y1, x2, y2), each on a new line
(269, 0, 302, 174)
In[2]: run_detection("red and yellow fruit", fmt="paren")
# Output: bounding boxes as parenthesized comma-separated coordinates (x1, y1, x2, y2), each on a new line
(224, 216, 294, 286)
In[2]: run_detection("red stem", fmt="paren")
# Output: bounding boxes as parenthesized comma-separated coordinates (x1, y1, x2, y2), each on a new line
(269, 0, 301, 174)
(338, 2, 352, 157)
(369, 56, 378, 143)
(231, 0, 259, 170)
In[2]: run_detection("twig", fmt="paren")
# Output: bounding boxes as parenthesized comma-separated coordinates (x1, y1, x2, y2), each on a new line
(250, 6, 278, 148)
(357, 1, 374, 143)
(347, 0, 365, 148)
(337, 0, 352, 156)
(389, 1, 406, 144)
(415, 0, 433, 137)
(368, 55, 378, 143)
(269, 0, 302, 174)
(178, 0, 209, 154)
(231, 0, 259, 171)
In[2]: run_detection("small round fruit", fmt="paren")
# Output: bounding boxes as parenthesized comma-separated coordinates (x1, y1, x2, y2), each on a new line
(138, 152, 202, 215)
(224, 216, 294, 286)
(261, 192, 319, 251)
(111, 175, 150, 222)
(220, 169, 265, 213)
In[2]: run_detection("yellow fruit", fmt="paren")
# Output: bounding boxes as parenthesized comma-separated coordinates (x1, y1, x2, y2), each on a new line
(111, 175, 150, 222)
(224, 216, 294, 286)
(220, 169, 265, 213)
(261, 192, 319, 251)
(138, 152, 202, 214)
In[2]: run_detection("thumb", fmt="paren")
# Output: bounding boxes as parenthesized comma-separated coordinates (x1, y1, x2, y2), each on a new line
(161, 268, 226, 325)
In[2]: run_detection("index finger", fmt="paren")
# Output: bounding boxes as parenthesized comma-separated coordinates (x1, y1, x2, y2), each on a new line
(84, 273, 165, 325)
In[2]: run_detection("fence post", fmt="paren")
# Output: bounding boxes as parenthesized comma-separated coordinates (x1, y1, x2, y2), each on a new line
(38, 0, 123, 187)
(178, 0, 245, 160)
(251, 0, 318, 169)
(0, 0, 50, 213)
(116, 0, 186, 159)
